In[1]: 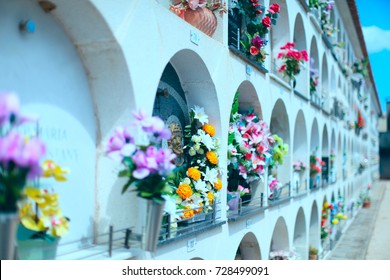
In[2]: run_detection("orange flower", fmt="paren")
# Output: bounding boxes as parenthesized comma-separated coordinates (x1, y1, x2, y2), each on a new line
(202, 124, 216, 137)
(206, 151, 218, 165)
(182, 206, 195, 219)
(207, 192, 215, 204)
(214, 178, 222, 191)
(176, 183, 193, 199)
(187, 167, 201, 181)
(195, 202, 203, 214)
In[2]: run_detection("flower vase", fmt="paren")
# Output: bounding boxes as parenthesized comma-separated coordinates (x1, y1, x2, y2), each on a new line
(0, 212, 18, 260)
(183, 7, 217, 36)
(293, 172, 300, 194)
(17, 238, 59, 260)
(227, 191, 240, 215)
(141, 199, 165, 253)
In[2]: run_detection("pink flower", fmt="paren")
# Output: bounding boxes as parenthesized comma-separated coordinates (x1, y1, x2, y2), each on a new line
(278, 64, 286, 72)
(187, 0, 199, 10)
(300, 50, 309, 61)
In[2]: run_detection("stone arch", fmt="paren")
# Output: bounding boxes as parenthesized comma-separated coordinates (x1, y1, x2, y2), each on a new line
(269, 217, 289, 259)
(270, 99, 291, 185)
(235, 232, 261, 260)
(321, 53, 329, 111)
(292, 13, 308, 95)
(293, 110, 308, 193)
(309, 201, 320, 258)
(293, 208, 307, 259)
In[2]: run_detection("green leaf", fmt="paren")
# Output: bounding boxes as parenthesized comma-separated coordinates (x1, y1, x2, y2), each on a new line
(121, 178, 133, 194)
(118, 169, 131, 178)
(271, 19, 277, 25)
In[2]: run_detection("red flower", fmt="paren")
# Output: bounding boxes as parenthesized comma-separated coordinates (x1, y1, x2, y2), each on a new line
(293, 51, 302, 61)
(278, 64, 286, 72)
(269, 3, 280, 13)
(262, 16, 271, 28)
(250, 46, 259, 56)
(280, 41, 295, 50)
(300, 50, 309, 61)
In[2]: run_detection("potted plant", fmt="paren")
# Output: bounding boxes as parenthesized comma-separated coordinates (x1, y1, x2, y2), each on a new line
(17, 160, 69, 260)
(105, 109, 177, 252)
(169, 0, 227, 37)
(277, 42, 309, 86)
(362, 195, 371, 208)
(309, 246, 318, 260)
(0, 92, 46, 259)
(167, 105, 222, 224)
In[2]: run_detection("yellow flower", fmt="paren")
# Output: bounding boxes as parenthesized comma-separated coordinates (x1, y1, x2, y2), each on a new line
(206, 151, 218, 165)
(187, 167, 201, 181)
(50, 217, 69, 237)
(176, 183, 193, 199)
(42, 160, 68, 182)
(214, 178, 222, 191)
(24, 187, 45, 204)
(202, 124, 216, 137)
(182, 206, 195, 219)
(19, 204, 47, 232)
(207, 192, 215, 204)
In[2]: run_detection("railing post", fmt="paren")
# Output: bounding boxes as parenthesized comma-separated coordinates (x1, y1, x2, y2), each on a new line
(260, 192, 264, 208)
(124, 228, 131, 249)
(108, 225, 113, 257)
(238, 198, 242, 215)
(167, 214, 171, 240)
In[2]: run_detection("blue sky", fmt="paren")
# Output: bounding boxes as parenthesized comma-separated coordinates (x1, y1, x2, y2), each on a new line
(356, 0, 390, 114)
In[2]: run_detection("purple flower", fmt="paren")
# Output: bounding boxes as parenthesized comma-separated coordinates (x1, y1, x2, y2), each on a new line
(155, 148, 176, 176)
(251, 36, 264, 49)
(0, 131, 45, 179)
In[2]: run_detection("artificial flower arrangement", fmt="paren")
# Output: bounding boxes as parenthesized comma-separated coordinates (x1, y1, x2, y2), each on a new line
(292, 160, 306, 173)
(238, 2, 281, 66)
(0, 92, 46, 213)
(105, 109, 176, 203)
(167, 106, 222, 221)
(309, 0, 337, 39)
(269, 249, 300, 260)
(227, 92, 274, 194)
(267, 134, 288, 199)
(309, 153, 324, 177)
(169, 0, 227, 36)
(329, 150, 335, 170)
(309, 58, 319, 96)
(267, 174, 281, 200)
(18, 160, 69, 241)
(352, 58, 368, 79)
(321, 201, 331, 240)
(277, 42, 309, 82)
(356, 109, 365, 129)
(278, 42, 309, 81)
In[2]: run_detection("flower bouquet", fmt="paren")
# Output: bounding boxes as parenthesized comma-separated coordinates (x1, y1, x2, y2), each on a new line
(0, 92, 45, 259)
(17, 160, 69, 259)
(168, 106, 222, 221)
(267, 174, 281, 200)
(239, 2, 281, 65)
(106, 109, 176, 204)
(277, 42, 309, 83)
(292, 161, 306, 173)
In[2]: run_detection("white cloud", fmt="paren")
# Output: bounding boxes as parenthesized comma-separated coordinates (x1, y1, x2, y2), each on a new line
(362, 26, 390, 53)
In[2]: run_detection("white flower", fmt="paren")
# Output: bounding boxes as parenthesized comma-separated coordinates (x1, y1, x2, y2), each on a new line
(198, 130, 215, 150)
(192, 105, 209, 125)
(228, 144, 238, 156)
(191, 135, 201, 143)
(181, 194, 203, 209)
(203, 167, 218, 185)
(194, 143, 201, 151)
(162, 195, 180, 221)
(194, 180, 208, 194)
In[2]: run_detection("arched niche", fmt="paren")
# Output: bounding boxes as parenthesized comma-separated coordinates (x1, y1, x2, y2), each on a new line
(337, 133, 342, 180)
(293, 208, 307, 259)
(269, 217, 289, 259)
(0, 0, 136, 251)
(309, 201, 320, 258)
(235, 232, 261, 260)
(270, 99, 290, 186)
(310, 119, 319, 155)
(293, 111, 308, 193)
(227, 81, 264, 205)
(152, 62, 190, 167)
(270, 0, 290, 70)
(292, 13, 308, 96)
(168, 49, 221, 132)
(330, 129, 336, 183)
(321, 125, 329, 184)
(321, 53, 329, 112)
(236, 81, 263, 118)
(321, 196, 331, 254)
(309, 37, 320, 103)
